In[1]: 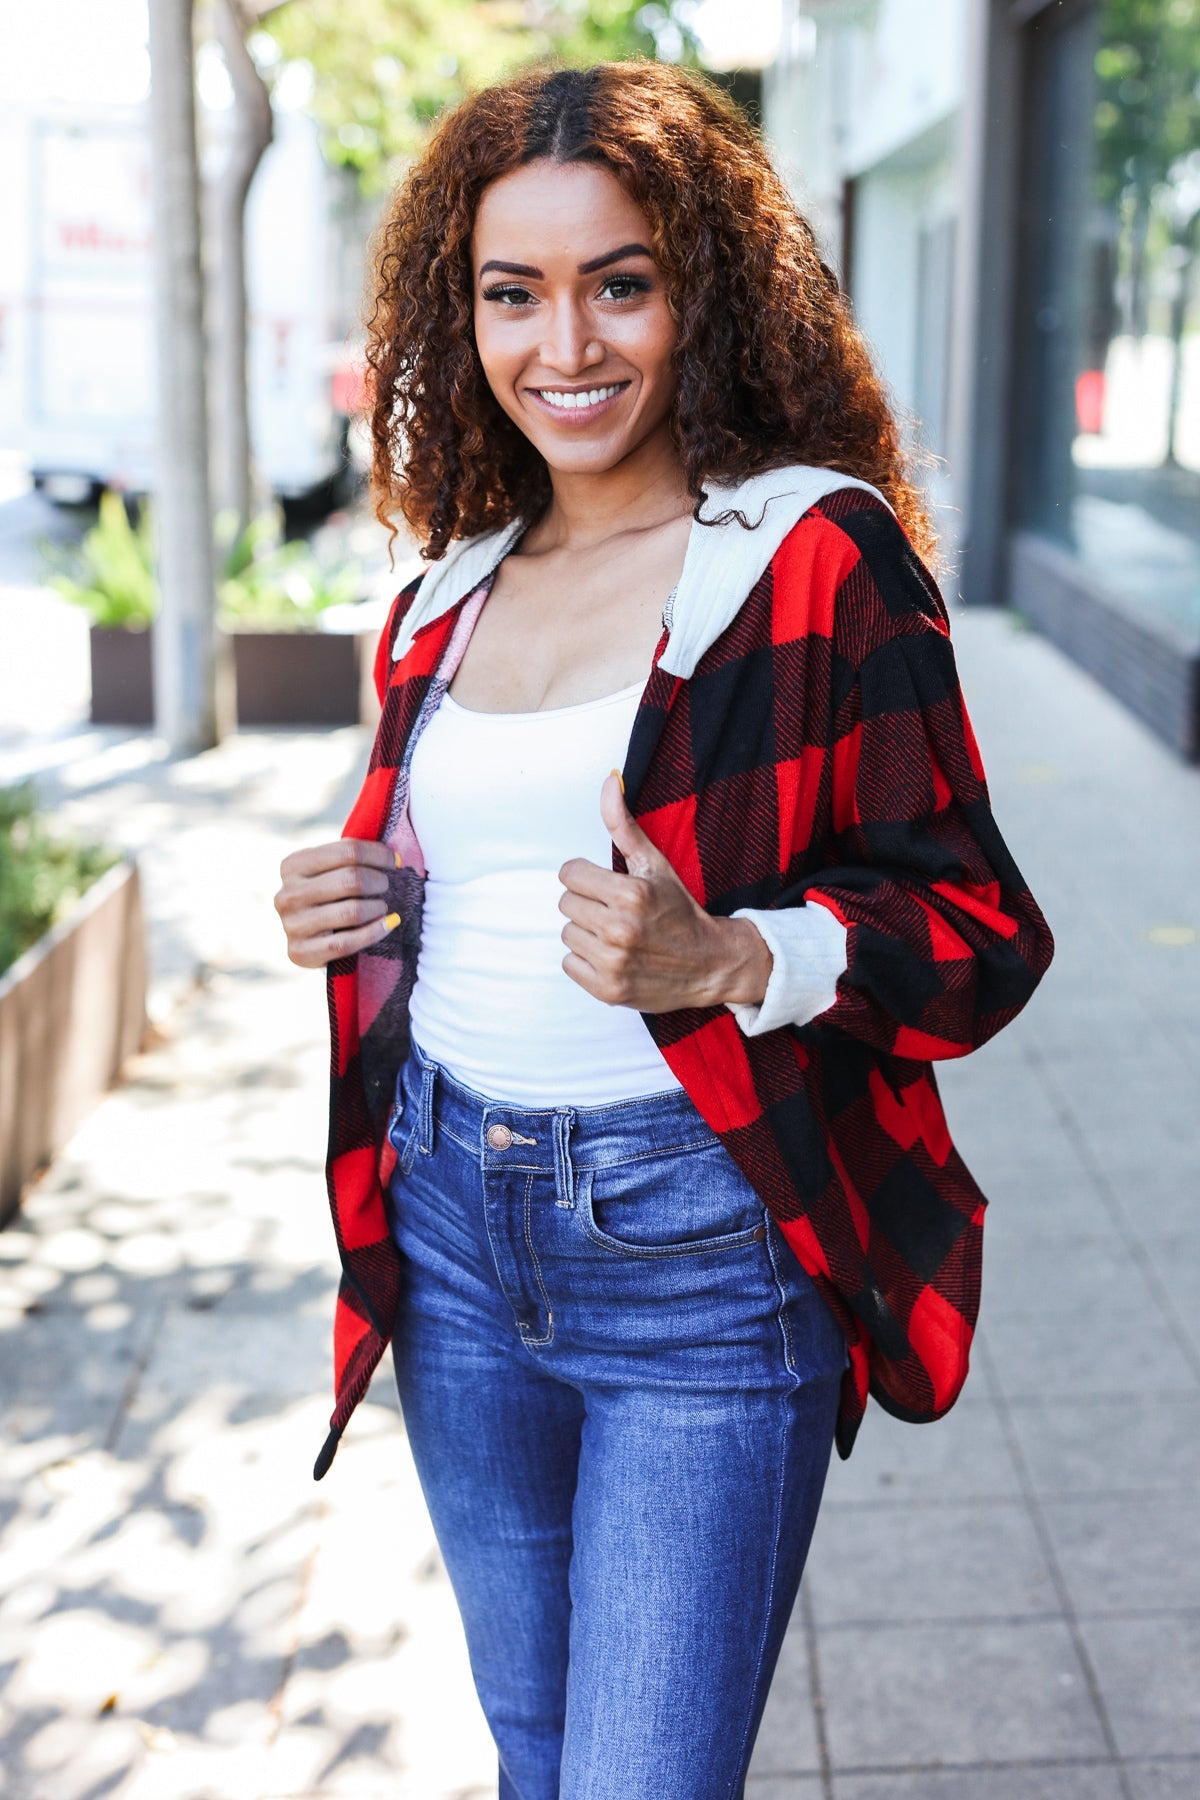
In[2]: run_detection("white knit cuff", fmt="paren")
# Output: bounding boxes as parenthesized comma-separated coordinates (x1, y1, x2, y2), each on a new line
(724, 903, 848, 1037)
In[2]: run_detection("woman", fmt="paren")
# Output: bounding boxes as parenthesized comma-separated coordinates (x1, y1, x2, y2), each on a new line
(275, 61, 1053, 1799)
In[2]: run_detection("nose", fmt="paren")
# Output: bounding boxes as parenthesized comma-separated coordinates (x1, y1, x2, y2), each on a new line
(540, 296, 604, 377)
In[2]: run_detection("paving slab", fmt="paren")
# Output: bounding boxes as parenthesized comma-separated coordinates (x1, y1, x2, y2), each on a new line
(979, 1169, 1121, 1238)
(833, 1767, 1126, 1800)
(1039, 1491, 1200, 1615)
(803, 1499, 1058, 1627)
(1005, 1394, 1200, 1498)
(1126, 1763, 1200, 1800)
(816, 1618, 1109, 1768)
(976, 1304, 1199, 1403)
(820, 1395, 1024, 1506)
(1076, 1615, 1200, 1759)
(1140, 1231, 1200, 1328)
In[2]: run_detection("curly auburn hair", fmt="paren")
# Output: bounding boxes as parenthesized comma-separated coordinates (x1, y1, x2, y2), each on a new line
(365, 60, 935, 564)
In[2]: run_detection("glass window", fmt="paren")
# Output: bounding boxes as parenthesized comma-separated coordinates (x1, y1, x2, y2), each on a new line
(1017, 0, 1200, 647)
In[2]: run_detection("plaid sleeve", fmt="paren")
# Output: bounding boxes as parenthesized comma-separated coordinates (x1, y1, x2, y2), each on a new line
(786, 498, 1054, 1060)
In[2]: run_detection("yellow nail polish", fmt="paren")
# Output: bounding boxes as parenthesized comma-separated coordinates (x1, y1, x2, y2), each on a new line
(610, 767, 625, 795)
(393, 851, 403, 868)
(384, 912, 401, 932)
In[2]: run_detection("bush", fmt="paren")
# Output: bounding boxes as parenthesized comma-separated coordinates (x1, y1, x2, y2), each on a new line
(42, 492, 365, 631)
(0, 786, 118, 978)
(45, 490, 157, 628)
(215, 509, 364, 628)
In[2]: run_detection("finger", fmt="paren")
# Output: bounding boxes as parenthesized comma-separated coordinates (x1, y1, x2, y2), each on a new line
(558, 888, 613, 931)
(561, 948, 610, 1001)
(286, 894, 391, 940)
(599, 771, 666, 876)
(279, 863, 391, 913)
(560, 918, 617, 966)
(282, 837, 400, 881)
(558, 855, 631, 903)
(289, 909, 401, 968)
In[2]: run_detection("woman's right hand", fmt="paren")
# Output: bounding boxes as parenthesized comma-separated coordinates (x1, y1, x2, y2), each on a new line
(275, 838, 401, 968)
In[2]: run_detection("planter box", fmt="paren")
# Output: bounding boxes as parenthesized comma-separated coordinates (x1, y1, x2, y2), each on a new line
(86, 626, 380, 729)
(230, 628, 378, 727)
(0, 860, 147, 1225)
(90, 624, 154, 725)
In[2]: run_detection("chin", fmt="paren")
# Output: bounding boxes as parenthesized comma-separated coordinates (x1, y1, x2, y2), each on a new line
(536, 440, 630, 476)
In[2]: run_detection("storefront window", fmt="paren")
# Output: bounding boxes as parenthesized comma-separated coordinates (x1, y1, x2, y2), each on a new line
(1018, 0, 1200, 645)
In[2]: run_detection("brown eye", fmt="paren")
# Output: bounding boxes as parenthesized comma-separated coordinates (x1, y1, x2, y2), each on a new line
(481, 283, 535, 306)
(600, 274, 651, 301)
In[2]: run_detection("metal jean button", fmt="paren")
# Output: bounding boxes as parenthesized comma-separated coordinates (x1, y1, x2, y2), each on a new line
(486, 1123, 513, 1150)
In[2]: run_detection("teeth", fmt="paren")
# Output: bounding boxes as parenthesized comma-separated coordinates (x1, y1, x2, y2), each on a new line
(538, 385, 621, 410)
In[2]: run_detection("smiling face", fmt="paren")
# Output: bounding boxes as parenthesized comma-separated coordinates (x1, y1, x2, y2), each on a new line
(471, 159, 679, 479)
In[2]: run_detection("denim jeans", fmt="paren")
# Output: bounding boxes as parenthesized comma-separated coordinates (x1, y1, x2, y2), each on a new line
(385, 1034, 848, 1800)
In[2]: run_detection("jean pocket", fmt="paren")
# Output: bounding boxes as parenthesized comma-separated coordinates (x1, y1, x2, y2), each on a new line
(577, 1142, 768, 1258)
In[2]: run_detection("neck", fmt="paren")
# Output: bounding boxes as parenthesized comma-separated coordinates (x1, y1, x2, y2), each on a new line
(528, 428, 691, 554)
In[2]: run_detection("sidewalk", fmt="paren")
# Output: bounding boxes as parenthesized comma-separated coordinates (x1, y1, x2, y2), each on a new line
(1, 597, 1198, 1799)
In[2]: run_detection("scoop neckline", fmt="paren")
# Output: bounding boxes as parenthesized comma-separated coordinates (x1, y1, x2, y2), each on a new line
(440, 679, 645, 721)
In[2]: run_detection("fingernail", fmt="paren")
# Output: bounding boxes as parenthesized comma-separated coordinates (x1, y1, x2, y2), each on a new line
(384, 912, 401, 932)
(610, 767, 625, 795)
(393, 851, 403, 868)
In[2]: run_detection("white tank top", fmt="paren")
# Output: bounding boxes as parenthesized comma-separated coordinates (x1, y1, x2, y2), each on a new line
(406, 681, 686, 1106)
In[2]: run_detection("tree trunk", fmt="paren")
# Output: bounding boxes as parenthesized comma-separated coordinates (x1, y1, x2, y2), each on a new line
(209, 0, 274, 536)
(147, 0, 225, 754)
(1165, 229, 1197, 469)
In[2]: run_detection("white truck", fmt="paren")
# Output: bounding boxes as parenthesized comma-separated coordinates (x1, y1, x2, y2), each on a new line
(0, 96, 367, 504)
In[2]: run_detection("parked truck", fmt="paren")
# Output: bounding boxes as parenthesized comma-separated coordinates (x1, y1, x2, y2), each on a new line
(0, 95, 368, 505)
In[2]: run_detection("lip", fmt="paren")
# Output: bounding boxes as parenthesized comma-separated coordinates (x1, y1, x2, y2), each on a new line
(524, 381, 631, 425)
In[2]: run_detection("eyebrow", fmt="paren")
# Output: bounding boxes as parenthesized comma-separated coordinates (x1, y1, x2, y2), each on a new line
(477, 243, 655, 281)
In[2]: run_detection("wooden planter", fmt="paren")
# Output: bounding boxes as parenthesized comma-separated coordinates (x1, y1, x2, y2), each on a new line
(89, 624, 155, 725)
(230, 629, 378, 727)
(0, 860, 147, 1226)
(86, 626, 380, 728)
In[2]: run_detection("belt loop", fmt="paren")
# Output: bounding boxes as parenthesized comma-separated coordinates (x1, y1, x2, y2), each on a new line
(418, 1051, 436, 1157)
(552, 1108, 576, 1209)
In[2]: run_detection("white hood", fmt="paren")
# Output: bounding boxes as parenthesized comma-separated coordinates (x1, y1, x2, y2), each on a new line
(391, 464, 889, 679)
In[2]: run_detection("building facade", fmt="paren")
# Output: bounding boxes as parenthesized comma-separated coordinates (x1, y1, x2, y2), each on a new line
(763, 0, 1200, 759)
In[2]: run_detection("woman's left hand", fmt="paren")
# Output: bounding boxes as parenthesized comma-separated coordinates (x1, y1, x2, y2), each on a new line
(558, 772, 772, 1013)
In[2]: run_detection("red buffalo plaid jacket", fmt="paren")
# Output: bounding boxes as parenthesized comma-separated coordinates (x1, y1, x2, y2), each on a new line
(316, 480, 1053, 1480)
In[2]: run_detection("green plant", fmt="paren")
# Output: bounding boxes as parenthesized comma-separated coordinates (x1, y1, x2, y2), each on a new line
(215, 509, 364, 628)
(43, 495, 365, 633)
(0, 786, 118, 978)
(44, 490, 158, 628)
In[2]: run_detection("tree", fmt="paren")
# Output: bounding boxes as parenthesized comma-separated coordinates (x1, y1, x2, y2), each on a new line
(1094, 0, 1200, 338)
(1093, 0, 1200, 463)
(207, 0, 276, 537)
(148, 0, 226, 754)
(257, 0, 688, 192)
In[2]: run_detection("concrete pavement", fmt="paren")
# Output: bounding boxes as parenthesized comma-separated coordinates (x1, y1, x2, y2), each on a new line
(1, 572, 1198, 1798)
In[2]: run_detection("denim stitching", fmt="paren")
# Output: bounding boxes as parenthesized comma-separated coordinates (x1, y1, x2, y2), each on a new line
(763, 1219, 801, 1382)
(552, 1108, 576, 1209)
(576, 1168, 765, 1261)
(417, 1055, 435, 1157)
(519, 1169, 554, 1346)
(727, 1396, 791, 1793)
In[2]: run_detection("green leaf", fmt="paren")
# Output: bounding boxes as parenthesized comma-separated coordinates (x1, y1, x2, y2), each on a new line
(0, 784, 118, 976)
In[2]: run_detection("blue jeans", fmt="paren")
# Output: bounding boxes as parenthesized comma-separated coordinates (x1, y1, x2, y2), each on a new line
(385, 1034, 848, 1800)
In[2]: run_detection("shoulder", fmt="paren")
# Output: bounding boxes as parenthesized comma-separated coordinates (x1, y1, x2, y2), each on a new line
(769, 488, 949, 663)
